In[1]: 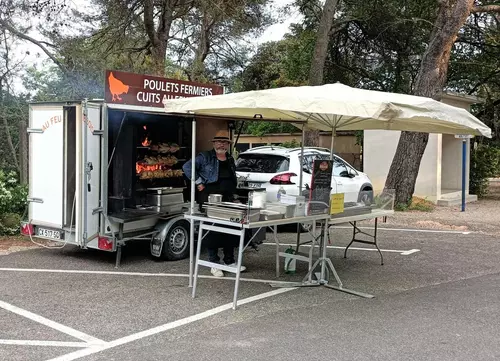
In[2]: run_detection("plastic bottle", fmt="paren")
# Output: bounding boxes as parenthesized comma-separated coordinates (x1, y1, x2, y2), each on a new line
(277, 186, 286, 202)
(284, 247, 296, 274)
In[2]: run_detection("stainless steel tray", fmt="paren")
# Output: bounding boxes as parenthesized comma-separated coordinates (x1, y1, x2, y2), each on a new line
(259, 210, 283, 221)
(204, 205, 260, 223)
(147, 187, 185, 195)
(266, 203, 296, 218)
(205, 201, 256, 210)
(147, 193, 184, 206)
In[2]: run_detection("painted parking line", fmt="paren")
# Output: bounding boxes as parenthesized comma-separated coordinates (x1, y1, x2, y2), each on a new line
(262, 243, 420, 255)
(0, 300, 106, 345)
(0, 268, 298, 285)
(45, 287, 296, 361)
(0, 340, 91, 348)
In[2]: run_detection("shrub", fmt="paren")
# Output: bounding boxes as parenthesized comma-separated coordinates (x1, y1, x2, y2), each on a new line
(280, 139, 300, 148)
(395, 197, 434, 212)
(0, 170, 28, 235)
(469, 144, 500, 198)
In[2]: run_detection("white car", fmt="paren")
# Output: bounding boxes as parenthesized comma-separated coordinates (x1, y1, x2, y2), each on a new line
(235, 146, 374, 204)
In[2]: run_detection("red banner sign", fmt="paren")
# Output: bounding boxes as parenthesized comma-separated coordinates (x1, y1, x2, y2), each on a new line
(104, 70, 224, 108)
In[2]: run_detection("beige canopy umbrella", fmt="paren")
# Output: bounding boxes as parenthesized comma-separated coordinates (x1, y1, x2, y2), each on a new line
(164, 82, 492, 138)
(165, 83, 492, 287)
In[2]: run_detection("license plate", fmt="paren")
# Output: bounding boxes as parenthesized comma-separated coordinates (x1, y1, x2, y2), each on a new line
(36, 227, 62, 240)
(248, 182, 261, 188)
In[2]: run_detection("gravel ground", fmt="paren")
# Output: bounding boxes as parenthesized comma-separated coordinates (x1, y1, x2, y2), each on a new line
(363, 180, 500, 235)
(0, 236, 40, 255)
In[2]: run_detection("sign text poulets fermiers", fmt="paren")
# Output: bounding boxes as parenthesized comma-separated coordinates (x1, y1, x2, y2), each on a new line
(104, 70, 224, 108)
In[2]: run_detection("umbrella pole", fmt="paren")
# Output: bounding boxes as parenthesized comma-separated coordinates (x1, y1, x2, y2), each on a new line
(330, 127, 336, 160)
(189, 115, 196, 288)
(295, 125, 306, 252)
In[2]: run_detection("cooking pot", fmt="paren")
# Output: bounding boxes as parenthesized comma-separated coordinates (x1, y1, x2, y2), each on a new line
(208, 194, 223, 203)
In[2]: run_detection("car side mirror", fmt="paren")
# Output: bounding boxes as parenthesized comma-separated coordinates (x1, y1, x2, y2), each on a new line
(339, 170, 350, 178)
(303, 166, 311, 174)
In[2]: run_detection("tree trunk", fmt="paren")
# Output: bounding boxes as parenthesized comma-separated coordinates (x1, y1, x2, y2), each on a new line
(304, 130, 319, 147)
(308, 0, 339, 86)
(190, 10, 212, 82)
(150, 44, 168, 76)
(143, 0, 174, 76)
(305, 0, 340, 147)
(384, 0, 475, 206)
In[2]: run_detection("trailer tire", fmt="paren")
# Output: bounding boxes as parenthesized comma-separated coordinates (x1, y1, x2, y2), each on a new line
(158, 219, 190, 261)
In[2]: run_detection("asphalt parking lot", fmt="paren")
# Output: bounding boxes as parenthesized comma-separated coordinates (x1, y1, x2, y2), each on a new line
(2, 225, 500, 361)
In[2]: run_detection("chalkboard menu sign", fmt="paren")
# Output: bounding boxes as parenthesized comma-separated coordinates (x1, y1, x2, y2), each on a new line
(309, 160, 333, 214)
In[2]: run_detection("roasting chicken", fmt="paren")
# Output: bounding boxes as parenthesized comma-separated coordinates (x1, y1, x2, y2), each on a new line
(149, 142, 180, 153)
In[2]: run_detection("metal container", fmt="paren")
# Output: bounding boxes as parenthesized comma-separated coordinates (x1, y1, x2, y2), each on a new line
(147, 187, 185, 194)
(146, 187, 184, 214)
(248, 189, 267, 209)
(259, 210, 283, 221)
(204, 204, 260, 223)
(146, 192, 184, 207)
(152, 203, 185, 214)
(266, 202, 296, 218)
(208, 194, 223, 203)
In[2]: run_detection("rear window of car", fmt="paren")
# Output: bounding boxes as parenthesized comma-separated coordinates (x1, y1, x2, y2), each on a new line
(236, 154, 290, 173)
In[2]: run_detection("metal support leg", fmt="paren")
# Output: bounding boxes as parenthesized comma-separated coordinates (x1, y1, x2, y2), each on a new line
(192, 222, 205, 298)
(319, 221, 326, 282)
(343, 222, 357, 259)
(275, 225, 280, 278)
(233, 230, 246, 310)
(115, 224, 124, 268)
(374, 218, 383, 265)
(189, 219, 195, 288)
(308, 221, 316, 282)
(344, 218, 383, 265)
(115, 245, 122, 268)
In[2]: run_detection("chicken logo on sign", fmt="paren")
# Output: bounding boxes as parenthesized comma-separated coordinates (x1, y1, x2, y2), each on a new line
(108, 72, 130, 101)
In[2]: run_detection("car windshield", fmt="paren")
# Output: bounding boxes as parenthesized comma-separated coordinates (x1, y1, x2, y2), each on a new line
(236, 154, 290, 173)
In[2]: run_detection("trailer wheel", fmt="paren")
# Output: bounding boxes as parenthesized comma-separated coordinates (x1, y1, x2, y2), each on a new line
(160, 219, 190, 261)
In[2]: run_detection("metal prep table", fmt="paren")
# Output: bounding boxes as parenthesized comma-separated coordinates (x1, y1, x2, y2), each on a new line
(107, 210, 161, 267)
(328, 209, 395, 265)
(185, 213, 330, 310)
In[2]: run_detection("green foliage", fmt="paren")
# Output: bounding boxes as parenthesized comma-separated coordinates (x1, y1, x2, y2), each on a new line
(244, 122, 298, 136)
(280, 139, 301, 148)
(448, 12, 500, 142)
(0, 93, 28, 172)
(234, 29, 314, 92)
(0, 170, 28, 235)
(354, 130, 363, 146)
(470, 144, 500, 198)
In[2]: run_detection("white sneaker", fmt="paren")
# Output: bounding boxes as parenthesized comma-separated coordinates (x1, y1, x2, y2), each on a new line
(210, 268, 224, 277)
(227, 263, 246, 272)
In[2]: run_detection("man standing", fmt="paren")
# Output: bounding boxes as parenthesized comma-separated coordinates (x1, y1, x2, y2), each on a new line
(183, 130, 246, 277)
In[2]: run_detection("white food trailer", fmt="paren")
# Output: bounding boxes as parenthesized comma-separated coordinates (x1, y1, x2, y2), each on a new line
(21, 70, 227, 266)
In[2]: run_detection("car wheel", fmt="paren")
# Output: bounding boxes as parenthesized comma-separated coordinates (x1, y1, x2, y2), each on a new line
(161, 220, 190, 261)
(358, 188, 374, 205)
